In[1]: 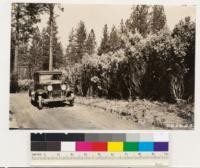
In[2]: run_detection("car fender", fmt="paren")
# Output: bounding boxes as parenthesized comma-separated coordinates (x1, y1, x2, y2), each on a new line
(67, 89, 73, 93)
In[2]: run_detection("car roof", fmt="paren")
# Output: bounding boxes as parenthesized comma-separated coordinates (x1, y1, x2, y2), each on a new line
(34, 71, 62, 75)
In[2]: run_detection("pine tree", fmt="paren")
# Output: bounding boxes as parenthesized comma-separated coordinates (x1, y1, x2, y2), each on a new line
(38, 19, 64, 70)
(40, 28, 50, 70)
(76, 21, 87, 62)
(38, 4, 64, 71)
(53, 41, 64, 69)
(11, 3, 43, 74)
(109, 26, 121, 52)
(98, 24, 110, 55)
(29, 27, 43, 73)
(126, 5, 149, 36)
(149, 5, 166, 33)
(47, 4, 55, 71)
(118, 19, 127, 49)
(85, 29, 96, 55)
(119, 19, 127, 35)
(65, 28, 77, 65)
(49, 19, 64, 69)
(65, 21, 87, 64)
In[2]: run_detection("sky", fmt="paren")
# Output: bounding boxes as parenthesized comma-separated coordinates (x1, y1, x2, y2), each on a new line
(38, 4, 196, 48)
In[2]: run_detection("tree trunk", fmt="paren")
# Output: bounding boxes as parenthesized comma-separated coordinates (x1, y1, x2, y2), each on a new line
(170, 75, 184, 101)
(49, 4, 54, 71)
(13, 4, 20, 75)
(14, 41, 19, 74)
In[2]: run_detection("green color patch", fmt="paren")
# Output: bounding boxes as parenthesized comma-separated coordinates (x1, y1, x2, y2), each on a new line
(123, 142, 138, 151)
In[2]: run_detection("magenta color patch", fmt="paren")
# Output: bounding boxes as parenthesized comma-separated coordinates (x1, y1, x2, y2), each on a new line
(76, 142, 93, 151)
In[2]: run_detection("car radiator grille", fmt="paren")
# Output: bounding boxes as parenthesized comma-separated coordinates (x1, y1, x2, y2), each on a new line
(52, 91, 62, 98)
(52, 84, 61, 91)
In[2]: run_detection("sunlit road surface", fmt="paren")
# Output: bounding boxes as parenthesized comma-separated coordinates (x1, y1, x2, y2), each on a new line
(9, 93, 142, 130)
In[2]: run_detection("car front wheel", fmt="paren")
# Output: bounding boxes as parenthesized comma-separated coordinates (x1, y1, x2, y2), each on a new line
(31, 99, 35, 106)
(38, 95, 43, 110)
(69, 100, 74, 106)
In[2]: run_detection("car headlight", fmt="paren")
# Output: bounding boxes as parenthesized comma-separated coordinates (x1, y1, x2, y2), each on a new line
(61, 84, 67, 90)
(47, 85, 53, 91)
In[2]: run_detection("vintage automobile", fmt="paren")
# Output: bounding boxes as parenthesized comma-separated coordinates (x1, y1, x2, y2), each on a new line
(29, 71, 75, 109)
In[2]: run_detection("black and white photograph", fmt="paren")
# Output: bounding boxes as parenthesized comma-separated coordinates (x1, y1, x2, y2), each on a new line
(9, 3, 195, 130)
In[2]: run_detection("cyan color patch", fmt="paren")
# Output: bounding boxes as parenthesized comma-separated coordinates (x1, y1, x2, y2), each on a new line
(138, 142, 154, 151)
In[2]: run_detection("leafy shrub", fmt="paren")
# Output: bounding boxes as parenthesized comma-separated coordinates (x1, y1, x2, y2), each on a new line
(66, 23, 194, 103)
(141, 28, 187, 101)
(18, 79, 33, 91)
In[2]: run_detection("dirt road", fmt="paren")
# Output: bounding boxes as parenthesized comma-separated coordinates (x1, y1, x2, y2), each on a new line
(10, 93, 141, 129)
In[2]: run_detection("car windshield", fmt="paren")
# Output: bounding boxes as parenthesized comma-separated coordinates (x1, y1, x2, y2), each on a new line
(39, 74, 62, 84)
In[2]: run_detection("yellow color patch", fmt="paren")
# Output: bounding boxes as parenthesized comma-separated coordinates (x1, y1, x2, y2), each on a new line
(107, 142, 123, 152)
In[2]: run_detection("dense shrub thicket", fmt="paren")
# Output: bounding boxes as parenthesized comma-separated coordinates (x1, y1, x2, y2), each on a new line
(65, 17, 195, 102)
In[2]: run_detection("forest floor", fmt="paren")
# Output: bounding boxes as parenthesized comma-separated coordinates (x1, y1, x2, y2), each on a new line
(76, 96, 194, 130)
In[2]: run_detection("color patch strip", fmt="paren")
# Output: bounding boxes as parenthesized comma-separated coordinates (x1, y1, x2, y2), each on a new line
(31, 141, 169, 152)
(61, 142, 76, 151)
(154, 142, 168, 151)
(124, 142, 138, 151)
(138, 142, 154, 152)
(31, 133, 46, 141)
(139, 134, 153, 141)
(154, 133, 169, 142)
(126, 134, 140, 141)
(45, 133, 85, 141)
(97, 134, 113, 142)
(31, 133, 169, 142)
(76, 142, 93, 151)
(108, 142, 123, 152)
(111, 134, 126, 141)
(92, 142, 107, 151)
(31, 133, 169, 152)
(47, 141, 61, 151)
(31, 141, 47, 151)
(85, 134, 100, 141)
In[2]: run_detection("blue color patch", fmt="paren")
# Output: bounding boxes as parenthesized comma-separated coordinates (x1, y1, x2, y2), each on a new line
(138, 142, 154, 151)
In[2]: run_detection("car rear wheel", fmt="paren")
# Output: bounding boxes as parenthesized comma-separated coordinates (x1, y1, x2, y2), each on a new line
(38, 95, 43, 110)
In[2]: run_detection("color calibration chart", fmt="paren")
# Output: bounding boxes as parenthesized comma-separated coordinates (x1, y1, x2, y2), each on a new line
(31, 133, 169, 167)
